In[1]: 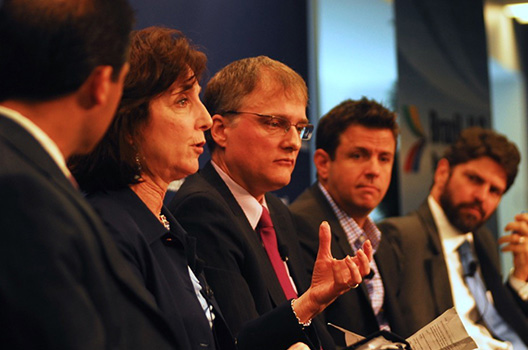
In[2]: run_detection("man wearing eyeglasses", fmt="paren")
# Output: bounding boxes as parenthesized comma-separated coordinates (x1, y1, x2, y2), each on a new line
(168, 56, 372, 350)
(289, 98, 408, 347)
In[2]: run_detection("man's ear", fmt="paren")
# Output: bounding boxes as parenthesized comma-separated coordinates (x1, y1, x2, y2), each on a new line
(314, 149, 331, 182)
(433, 158, 450, 192)
(80, 64, 128, 108)
(84, 66, 114, 107)
(210, 114, 229, 148)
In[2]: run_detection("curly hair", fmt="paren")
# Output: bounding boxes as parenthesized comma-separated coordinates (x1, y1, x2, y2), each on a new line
(443, 126, 520, 191)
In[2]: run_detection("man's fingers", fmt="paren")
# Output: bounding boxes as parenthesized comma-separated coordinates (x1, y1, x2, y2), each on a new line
(350, 250, 371, 277)
(362, 239, 373, 261)
(499, 233, 527, 245)
(515, 212, 528, 222)
(316, 221, 332, 260)
(333, 256, 362, 289)
(505, 221, 528, 234)
(499, 233, 528, 253)
(345, 255, 363, 285)
(356, 249, 371, 277)
(505, 217, 528, 235)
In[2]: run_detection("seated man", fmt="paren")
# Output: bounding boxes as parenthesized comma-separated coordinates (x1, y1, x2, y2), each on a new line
(379, 127, 528, 349)
(290, 98, 408, 347)
(169, 56, 372, 350)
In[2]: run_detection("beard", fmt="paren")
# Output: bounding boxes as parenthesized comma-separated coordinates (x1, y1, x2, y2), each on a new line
(439, 185, 487, 233)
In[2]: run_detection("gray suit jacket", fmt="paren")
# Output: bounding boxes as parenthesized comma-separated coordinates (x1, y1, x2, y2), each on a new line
(0, 115, 178, 349)
(290, 183, 408, 348)
(378, 200, 528, 344)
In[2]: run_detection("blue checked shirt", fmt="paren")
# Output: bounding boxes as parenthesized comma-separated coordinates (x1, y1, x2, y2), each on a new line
(318, 182, 389, 331)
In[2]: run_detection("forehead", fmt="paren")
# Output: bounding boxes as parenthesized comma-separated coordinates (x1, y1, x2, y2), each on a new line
(339, 124, 396, 152)
(239, 82, 307, 122)
(170, 72, 199, 93)
(451, 157, 507, 189)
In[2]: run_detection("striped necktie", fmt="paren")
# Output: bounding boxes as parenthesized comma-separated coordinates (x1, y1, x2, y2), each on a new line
(458, 240, 526, 349)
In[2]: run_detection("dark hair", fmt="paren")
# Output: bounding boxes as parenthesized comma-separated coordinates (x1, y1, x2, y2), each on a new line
(443, 126, 520, 191)
(203, 55, 308, 153)
(316, 97, 399, 159)
(69, 27, 207, 193)
(0, 0, 134, 101)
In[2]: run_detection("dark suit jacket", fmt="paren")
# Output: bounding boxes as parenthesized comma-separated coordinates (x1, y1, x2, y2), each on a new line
(168, 162, 335, 350)
(378, 200, 528, 344)
(0, 115, 178, 349)
(87, 188, 236, 350)
(289, 183, 408, 347)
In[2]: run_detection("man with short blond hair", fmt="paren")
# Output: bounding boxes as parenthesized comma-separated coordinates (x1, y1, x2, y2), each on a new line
(170, 56, 372, 350)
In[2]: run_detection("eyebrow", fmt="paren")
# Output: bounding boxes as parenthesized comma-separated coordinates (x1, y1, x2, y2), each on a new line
(350, 146, 394, 155)
(463, 170, 505, 192)
(172, 75, 197, 95)
(274, 114, 309, 125)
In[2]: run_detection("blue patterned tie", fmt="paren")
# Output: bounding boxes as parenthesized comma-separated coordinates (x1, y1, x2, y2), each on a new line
(457, 240, 526, 349)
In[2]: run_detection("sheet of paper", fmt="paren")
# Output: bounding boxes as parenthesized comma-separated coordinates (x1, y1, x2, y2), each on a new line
(328, 323, 365, 346)
(407, 308, 477, 350)
(329, 308, 476, 350)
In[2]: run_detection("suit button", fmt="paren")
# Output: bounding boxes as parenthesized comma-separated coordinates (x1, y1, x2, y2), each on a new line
(205, 285, 214, 298)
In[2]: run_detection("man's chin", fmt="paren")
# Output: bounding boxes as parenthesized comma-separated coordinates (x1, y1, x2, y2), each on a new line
(454, 215, 484, 233)
(267, 176, 292, 193)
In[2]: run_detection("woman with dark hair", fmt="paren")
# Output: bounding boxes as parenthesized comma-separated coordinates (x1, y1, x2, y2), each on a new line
(69, 26, 227, 350)
(69, 27, 316, 350)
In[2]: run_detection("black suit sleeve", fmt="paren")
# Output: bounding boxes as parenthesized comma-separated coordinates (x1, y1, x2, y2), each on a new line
(0, 174, 106, 349)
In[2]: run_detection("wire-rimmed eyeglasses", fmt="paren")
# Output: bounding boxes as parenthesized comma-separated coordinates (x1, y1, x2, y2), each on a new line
(223, 111, 314, 141)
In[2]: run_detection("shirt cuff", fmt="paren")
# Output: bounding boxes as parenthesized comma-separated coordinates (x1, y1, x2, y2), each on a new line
(509, 268, 528, 300)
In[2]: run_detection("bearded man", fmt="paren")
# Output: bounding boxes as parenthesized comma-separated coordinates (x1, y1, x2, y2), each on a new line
(379, 127, 528, 350)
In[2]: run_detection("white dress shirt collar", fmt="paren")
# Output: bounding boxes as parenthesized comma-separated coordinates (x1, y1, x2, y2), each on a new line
(211, 161, 265, 230)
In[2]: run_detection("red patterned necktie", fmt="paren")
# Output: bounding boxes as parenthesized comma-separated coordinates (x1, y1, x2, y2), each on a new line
(257, 206, 297, 300)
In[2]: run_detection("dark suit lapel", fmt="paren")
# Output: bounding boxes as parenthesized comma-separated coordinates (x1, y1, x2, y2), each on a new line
(201, 163, 287, 306)
(310, 185, 355, 257)
(417, 201, 454, 314)
(375, 238, 401, 296)
(473, 230, 503, 296)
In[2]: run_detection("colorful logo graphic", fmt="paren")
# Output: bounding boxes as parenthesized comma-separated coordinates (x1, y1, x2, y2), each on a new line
(402, 105, 426, 173)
